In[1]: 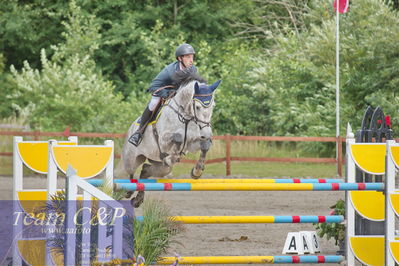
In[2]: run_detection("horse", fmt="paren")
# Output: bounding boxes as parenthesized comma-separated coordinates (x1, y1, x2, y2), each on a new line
(121, 70, 221, 207)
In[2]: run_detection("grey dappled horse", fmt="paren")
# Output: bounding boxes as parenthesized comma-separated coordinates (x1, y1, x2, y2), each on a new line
(122, 71, 221, 207)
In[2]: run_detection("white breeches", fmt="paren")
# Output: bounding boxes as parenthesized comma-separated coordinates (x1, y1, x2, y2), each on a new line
(148, 96, 161, 111)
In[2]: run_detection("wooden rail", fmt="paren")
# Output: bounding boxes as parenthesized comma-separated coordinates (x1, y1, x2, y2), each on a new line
(0, 127, 344, 176)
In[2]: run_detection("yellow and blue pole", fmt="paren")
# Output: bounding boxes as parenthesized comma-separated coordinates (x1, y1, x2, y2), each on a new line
(157, 255, 344, 264)
(112, 182, 383, 191)
(88, 178, 344, 186)
(135, 215, 344, 224)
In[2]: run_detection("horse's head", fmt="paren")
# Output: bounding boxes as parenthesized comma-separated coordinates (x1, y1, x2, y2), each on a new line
(171, 69, 220, 151)
(193, 80, 221, 141)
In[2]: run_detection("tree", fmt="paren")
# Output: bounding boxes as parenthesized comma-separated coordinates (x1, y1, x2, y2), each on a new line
(232, 0, 313, 44)
(10, 1, 134, 132)
(0, 0, 258, 98)
(248, 0, 399, 139)
(0, 0, 67, 69)
(0, 54, 19, 117)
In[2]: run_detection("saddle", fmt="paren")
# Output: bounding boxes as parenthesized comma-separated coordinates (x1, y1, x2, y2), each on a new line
(135, 100, 165, 126)
(135, 89, 176, 127)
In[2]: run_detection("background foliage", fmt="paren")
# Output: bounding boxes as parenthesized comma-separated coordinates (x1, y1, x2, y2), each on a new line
(1, 0, 399, 140)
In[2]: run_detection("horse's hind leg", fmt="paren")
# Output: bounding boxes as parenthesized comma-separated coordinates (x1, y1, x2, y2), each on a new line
(131, 163, 151, 208)
(131, 191, 145, 208)
(139, 163, 153, 179)
(124, 173, 135, 199)
(123, 154, 146, 205)
(131, 161, 172, 208)
(139, 160, 172, 178)
(144, 160, 173, 178)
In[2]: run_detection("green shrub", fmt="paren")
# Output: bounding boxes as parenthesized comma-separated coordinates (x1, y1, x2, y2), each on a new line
(132, 198, 184, 265)
(313, 199, 345, 246)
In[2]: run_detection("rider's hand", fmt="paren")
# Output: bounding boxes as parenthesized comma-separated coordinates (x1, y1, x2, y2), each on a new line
(158, 89, 174, 99)
(157, 89, 168, 98)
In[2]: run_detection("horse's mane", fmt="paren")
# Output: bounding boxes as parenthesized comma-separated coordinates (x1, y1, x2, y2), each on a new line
(172, 67, 207, 88)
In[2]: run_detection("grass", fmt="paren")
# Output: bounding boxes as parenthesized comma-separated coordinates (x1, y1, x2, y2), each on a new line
(182, 139, 336, 160)
(171, 139, 340, 178)
(171, 161, 340, 178)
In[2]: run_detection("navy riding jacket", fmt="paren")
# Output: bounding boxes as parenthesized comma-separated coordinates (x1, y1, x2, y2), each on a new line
(147, 61, 197, 94)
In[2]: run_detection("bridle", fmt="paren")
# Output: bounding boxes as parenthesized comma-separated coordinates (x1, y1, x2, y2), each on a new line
(152, 93, 213, 159)
(169, 96, 212, 152)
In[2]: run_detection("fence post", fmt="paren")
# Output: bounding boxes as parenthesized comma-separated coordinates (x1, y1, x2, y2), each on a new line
(33, 130, 39, 141)
(63, 126, 71, 137)
(225, 134, 231, 176)
(337, 136, 343, 177)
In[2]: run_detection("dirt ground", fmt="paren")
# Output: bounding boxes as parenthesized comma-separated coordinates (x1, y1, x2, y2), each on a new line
(1, 175, 349, 266)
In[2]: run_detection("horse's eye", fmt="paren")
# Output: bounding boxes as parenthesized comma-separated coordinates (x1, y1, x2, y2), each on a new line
(196, 105, 200, 110)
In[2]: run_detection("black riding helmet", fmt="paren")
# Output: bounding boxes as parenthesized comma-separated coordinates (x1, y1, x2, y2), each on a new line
(175, 43, 195, 59)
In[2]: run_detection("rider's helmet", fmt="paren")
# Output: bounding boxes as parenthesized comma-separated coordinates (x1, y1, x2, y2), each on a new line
(175, 43, 195, 59)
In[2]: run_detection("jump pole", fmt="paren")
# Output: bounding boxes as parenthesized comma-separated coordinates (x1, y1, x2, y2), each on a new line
(114, 182, 383, 191)
(88, 178, 344, 185)
(93, 255, 344, 265)
(157, 255, 344, 264)
(135, 215, 344, 224)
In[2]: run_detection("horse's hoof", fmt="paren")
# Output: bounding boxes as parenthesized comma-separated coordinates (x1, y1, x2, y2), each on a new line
(191, 168, 202, 179)
(131, 197, 144, 208)
(130, 191, 145, 208)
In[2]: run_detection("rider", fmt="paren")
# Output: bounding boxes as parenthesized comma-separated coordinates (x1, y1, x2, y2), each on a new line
(128, 43, 197, 146)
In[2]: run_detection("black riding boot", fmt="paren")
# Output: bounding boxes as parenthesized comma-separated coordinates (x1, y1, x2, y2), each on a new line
(128, 107, 153, 146)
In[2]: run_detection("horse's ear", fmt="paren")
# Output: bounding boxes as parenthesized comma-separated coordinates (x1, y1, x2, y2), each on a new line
(194, 82, 200, 94)
(210, 80, 222, 91)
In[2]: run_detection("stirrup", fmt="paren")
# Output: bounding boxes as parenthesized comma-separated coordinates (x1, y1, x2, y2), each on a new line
(128, 132, 142, 146)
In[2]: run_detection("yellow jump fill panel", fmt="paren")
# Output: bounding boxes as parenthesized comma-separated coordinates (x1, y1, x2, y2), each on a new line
(350, 144, 386, 175)
(17, 190, 47, 216)
(50, 249, 63, 266)
(18, 239, 46, 266)
(17, 190, 65, 220)
(390, 241, 399, 264)
(52, 146, 112, 178)
(18, 142, 76, 174)
(390, 146, 399, 168)
(349, 191, 385, 221)
(18, 239, 62, 266)
(389, 193, 399, 217)
(350, 236, 384, 266)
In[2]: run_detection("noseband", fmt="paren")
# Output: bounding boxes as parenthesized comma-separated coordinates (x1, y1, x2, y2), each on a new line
(152, 96, 212, 158)
(169, 97, 212, 129)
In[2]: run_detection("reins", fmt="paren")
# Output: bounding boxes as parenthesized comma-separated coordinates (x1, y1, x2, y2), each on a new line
(152, 94, 212, 160)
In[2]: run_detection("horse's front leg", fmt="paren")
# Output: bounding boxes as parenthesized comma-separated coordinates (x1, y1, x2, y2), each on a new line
(191, 139, 212, 179)
(162, 132, 183, 166)
(163, 153, 181, 167)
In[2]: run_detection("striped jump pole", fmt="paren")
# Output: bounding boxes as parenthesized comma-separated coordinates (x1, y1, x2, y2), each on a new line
(114, 182, 384, 191)
(135, 215, 344, 224)
(157, 255, 344, 264)
(129, 178, 345, 183)
(87, 178, 344, 186)
(93, 255, 344, 265)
